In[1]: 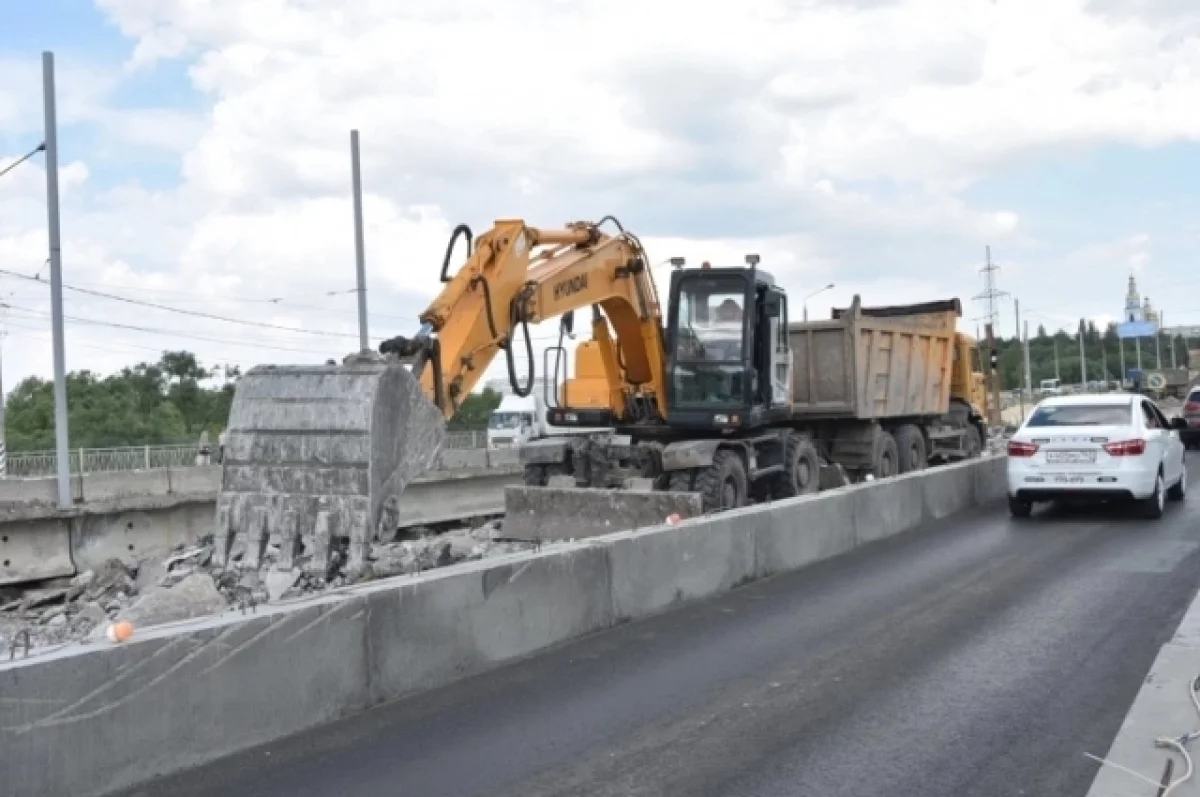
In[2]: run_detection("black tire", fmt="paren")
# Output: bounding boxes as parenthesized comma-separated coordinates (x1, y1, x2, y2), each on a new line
(666, 470, 695, 493)
(893, 425, 927, 474)
(1008, 496, 1032, 518)
(963, 425, 983, 459)
(696, 449, 749, 512)
(1140, 471, 1166, 519)
(870, 430, 899, 480)
(1168, 460, 1188, 501)
(772, 432, 821, 499)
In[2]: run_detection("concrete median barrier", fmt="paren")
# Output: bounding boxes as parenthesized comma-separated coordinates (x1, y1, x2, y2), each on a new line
(0, 457, 1009, 797)
(503, 486, 704, 540)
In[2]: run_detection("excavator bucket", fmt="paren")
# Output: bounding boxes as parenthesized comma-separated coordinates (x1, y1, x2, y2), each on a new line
(213, 355, 445, 579)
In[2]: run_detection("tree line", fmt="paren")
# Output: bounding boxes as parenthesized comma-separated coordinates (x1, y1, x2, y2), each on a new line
(987, 322, 1191, 390)
(4, 351, 505, 453)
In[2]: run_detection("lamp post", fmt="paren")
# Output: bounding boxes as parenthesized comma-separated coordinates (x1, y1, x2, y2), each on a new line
(803, 283, 835, 322)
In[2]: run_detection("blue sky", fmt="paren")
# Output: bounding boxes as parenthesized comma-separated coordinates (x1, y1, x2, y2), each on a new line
(2, 0, 1199, 386)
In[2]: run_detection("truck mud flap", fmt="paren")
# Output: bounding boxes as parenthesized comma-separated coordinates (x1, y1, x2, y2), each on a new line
(214, 359, 446, 578)
(502, 486, 703, 541)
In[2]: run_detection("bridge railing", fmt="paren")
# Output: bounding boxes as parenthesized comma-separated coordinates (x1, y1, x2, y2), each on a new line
(3, 430, 489, 478)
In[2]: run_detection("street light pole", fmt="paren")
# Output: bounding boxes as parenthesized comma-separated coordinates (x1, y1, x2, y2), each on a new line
(43, 51, 71, 509)
(803, 283, 835, 322)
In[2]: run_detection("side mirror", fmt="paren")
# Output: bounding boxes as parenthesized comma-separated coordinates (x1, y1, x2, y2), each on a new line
(1171, 416, 1187, 431)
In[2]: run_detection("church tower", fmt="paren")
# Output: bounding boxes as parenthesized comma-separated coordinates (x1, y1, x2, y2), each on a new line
(1124, 273, 1143, 323)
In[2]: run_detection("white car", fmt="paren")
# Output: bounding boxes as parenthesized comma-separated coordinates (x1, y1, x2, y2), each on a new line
(1006, 393, 1188, 519)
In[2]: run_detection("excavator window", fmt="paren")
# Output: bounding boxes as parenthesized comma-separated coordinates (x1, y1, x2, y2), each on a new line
(670, 273, 751, 409)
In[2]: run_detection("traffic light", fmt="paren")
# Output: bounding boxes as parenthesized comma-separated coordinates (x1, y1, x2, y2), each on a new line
(989, 348, 999, 374)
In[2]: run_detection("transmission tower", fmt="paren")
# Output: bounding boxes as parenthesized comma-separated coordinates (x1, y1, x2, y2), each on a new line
(972, 245, 1009, 329)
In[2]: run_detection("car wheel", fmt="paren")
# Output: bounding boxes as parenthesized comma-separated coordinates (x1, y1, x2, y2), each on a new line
(1168, 462, 1188, 502)
(1008, 496, 1032, 518)
(1141, 472, 1166, 519)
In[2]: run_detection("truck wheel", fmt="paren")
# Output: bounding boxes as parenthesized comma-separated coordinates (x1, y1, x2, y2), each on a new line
(772, 432, 821, 499)
(697, 450, 748, 512)
(893, 425, 927, 473)
(870, 431, 899, 480)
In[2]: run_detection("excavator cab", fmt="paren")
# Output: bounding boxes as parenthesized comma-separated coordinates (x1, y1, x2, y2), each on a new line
(665, 256, 793, 431)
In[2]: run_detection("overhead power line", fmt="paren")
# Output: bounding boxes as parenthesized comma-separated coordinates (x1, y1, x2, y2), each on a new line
(1, 302, 346, 354)
(0, 268, 361, 339)
(0, 142, 45, 180)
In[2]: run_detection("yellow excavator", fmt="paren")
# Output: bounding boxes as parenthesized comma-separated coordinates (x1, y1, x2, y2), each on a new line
(214, 217, 988, 576)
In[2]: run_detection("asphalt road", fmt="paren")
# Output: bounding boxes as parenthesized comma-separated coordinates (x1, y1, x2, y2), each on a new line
(119, 458, 1200, 797)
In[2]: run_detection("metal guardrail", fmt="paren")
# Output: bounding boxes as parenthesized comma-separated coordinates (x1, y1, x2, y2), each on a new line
(3, 430, 489, 478)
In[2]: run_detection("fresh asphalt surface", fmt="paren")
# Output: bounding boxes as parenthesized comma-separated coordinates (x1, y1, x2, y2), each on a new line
(119, 457, 1200, 797)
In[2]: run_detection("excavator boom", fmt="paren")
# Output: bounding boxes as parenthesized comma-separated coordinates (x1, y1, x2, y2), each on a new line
(216, 217, 669, 582)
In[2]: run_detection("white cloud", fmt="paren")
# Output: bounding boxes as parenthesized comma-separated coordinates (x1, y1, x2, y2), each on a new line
(2, 0, 1200, 391)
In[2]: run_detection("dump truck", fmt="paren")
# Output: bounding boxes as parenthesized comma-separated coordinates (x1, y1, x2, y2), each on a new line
(214, 217, 987, 575)
(523, 291, 989, 509)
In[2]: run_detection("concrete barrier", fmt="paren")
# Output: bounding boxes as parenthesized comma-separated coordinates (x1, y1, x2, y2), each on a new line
(487, 447, 521, 468)
(503, 486, 705, 540)
(437, 448, 489, 470)
(0, 465, 525, 587)
(0, 456, 1009, 797)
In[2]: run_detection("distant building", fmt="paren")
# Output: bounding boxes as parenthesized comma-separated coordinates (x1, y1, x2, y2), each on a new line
(1123, 273, 1160, 326)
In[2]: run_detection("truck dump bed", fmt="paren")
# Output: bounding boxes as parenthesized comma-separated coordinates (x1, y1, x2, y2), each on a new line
(788, 296, 961, 420)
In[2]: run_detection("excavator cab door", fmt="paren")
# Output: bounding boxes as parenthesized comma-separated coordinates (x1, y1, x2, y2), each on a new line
(757, 286, 791, 411)
(665, 267, 763, 430)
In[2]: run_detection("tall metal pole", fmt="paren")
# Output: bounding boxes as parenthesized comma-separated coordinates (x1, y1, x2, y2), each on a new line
(43, 52, 71, 509)
(1015, 299, 1025, 421)
(1136, 337, 1143, 371)
(1100, 329, 1108, 388)
(1023, 319, 1032, 398)
(1054, 337, 1061, 382)
(350, 129, 369, 353)
(1170, 319, 1177, 369)
(1078, 320, 1087, 388)
(1155, 313, 1162, 369)
(985, 322, 1001, 426)
(1119, 340, 1127, 389)
(0, 327, 6, 479)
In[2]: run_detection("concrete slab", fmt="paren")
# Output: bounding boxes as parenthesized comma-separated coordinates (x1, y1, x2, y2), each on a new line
(82, 470, 171, 503)
(974, 454, 1008, 503)
(608, 512, 758, 622)
(394, 471, 521, 527)
(0, 594, 370, 797)
(920, 460, 978, 520)
(363, 544, 612, 701)
(0, 518, 74, 586)
(72, 502, 215, 572)
(167, 465, 221, 496)
(488, 448, 521, 468)
(503, 486, 704, 540)
(754, 489, 857, 577)
(439, 449, 489, 470)
(850, 473, 925, 545)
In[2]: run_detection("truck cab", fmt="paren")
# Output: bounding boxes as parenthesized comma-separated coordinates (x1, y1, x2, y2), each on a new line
(664, 257, 792, 432)
(487, 395, 539, 449)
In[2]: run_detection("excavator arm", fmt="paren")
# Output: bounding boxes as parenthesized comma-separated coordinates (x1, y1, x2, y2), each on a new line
(380, 217, 670, 424)
(215, 216, 671, 584)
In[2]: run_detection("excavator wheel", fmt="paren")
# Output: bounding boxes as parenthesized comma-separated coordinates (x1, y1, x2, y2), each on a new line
(771, 432, 821, 499)
(696, 449, 749, 512)
(666, 469, 696, 493)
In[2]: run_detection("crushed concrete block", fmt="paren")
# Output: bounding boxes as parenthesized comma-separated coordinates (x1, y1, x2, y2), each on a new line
(117, 572, 226, 628)
(264, 569, 300, 602)
(70, 570, 95, 588)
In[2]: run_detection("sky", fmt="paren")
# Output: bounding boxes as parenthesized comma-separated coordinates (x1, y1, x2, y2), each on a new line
(2, 0, 1200, 393)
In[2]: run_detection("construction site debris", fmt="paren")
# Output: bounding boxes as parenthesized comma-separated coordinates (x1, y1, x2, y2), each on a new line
(0, 515, 530, 659)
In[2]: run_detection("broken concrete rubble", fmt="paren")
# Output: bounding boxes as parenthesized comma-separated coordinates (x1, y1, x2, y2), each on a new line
(1, 514, 533, 659)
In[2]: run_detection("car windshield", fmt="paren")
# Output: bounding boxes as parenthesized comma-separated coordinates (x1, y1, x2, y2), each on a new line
(489, 412, 524, 429)
(1026, 403, 1130, 427)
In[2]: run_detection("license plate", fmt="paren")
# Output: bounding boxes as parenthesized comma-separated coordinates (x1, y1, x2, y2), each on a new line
(1046, 450, 1096, 464)
(1052, 474, 1087, 484)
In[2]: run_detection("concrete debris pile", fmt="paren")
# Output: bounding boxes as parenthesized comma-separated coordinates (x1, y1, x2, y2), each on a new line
(1, 516, 535, 658)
